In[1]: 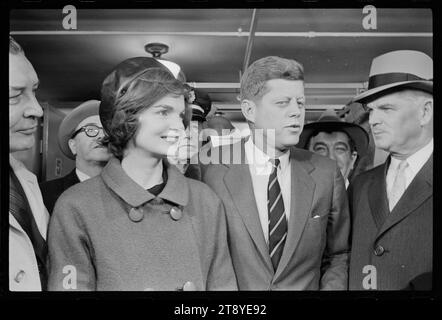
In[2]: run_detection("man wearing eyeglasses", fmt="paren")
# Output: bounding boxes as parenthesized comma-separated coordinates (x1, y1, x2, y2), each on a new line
(40, 100, 110, 214)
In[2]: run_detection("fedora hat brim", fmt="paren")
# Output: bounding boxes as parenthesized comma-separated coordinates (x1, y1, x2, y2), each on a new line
(352, 80, 432, 104)
(297, 121, 369, 157)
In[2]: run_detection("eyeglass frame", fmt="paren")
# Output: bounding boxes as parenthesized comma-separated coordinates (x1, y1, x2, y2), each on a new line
(71, 124, 103, 139)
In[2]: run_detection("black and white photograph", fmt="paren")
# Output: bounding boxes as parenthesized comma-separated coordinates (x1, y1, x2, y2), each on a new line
(4, 0, 436, 312)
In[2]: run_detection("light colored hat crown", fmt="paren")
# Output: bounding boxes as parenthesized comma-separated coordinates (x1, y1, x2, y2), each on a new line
(352, 50, 432, 103)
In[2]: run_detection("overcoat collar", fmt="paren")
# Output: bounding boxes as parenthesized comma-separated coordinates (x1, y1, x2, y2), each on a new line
(101, 157, 189, 208)
(368, 154, 433, 239)
(375, 154, 433, 240)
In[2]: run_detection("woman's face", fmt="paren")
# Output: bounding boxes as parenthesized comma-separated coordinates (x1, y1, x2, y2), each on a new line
(131, 93, 186, 158)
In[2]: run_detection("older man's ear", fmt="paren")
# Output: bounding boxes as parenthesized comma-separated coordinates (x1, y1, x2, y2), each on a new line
(68, 139, 77, 157)
(420, 98, 433, 126)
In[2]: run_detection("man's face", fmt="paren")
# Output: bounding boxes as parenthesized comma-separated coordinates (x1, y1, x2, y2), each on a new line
(309, 131, 357, 180)
(9, 53, 43, 153)
(247, 79, 305, 152)
(69, 115, 110, 163)
(366, 91, 425, 155)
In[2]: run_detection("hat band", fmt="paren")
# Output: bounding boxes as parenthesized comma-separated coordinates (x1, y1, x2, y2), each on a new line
(368, 72, 428, 90)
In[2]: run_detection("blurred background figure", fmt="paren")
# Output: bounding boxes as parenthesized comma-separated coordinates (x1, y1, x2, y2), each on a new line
(9, 36, 49, 291)
(297, 109, 369, 188)
(205, 111, 246, 148)
(40, 100, 110, 214)
(170, 87, 213, 179)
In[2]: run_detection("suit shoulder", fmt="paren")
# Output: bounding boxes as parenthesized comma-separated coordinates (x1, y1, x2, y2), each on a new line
(186, 177, 222, 204)
(352, 163, 384, 185)
(40, 176, 66, 191)
(56, 175, 104, 205)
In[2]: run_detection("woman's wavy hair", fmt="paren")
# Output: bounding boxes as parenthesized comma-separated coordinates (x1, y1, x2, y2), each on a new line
(100, 67, 188, 160)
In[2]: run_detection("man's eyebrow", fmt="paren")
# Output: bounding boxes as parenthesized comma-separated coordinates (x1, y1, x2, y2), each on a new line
(10, 86, 25, 92)
(313, 141, 327, 147)
(33, 80, 40, 88)
(368, 103, 394, 109)
(334, 141, 350, 148)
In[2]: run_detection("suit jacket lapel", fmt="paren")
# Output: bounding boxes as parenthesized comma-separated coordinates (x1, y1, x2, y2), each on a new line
(368, 162, 390, 230)
(224, 163, 273, 272)
(275, 149, 315, 279)
(64, 169, 80, 190)
(377, 155, 433, 239)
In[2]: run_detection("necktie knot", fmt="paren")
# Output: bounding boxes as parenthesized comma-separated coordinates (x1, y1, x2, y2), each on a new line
(388, 160, 409, 211)
(270, 158, 280, 169)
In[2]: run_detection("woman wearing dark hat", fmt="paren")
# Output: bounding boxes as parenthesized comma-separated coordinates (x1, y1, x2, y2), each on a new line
(47, 57, 237, 291)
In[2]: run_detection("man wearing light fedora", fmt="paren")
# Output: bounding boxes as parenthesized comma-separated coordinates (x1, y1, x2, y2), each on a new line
(40, 100, 110, 214)
(348, 50, 433, 290)
(297, 109, 369, 189)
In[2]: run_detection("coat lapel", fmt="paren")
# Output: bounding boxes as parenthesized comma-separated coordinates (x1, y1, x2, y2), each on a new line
(376, 155, 433, 239)
(274, 149, 315, 279)
(368, 162, 390, 230)
(64, 169, 80, 190)
(224, 163, 274, 271)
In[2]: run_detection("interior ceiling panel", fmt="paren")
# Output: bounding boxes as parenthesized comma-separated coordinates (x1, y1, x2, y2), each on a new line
(10, 8, 432, 114)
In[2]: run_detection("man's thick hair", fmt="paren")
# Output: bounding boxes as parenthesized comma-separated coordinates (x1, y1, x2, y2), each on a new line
(240, 56, 304, 101)
(101, 68, 187, 159)
(10, 36, 24, 55)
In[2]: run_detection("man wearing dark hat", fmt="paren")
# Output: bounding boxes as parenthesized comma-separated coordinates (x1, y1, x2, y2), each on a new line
(171, 87, 212, 180)
(297, 109, 369, 189)
(9, 36, 48, 291)
(40, 100, 110, 214)
(348, 50, 433, 290)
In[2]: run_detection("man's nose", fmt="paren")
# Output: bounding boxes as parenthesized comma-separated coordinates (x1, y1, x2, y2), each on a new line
(24, 95, 43, 118)
(288, 100, 302, 117)
(368, 109, 380, 126)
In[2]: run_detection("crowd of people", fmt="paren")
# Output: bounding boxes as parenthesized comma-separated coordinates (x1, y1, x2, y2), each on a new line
(8, 35, 433, 291)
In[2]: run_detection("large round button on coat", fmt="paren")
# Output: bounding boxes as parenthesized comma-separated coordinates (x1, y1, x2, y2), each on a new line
(14, 270, 25, 283)
(129, 207, 144, 222)
(170, 207, 183, 221)
(183, 281, 196, 291)
(374, 245, 385, 256)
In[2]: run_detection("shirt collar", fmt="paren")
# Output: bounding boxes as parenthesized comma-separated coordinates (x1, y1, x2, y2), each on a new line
(75, 168, 91, 182)
(406, 138, 433, 175)
(101, 157, 189, 208)
(390, 138, 433, 175)
(244, 137, 290, 173)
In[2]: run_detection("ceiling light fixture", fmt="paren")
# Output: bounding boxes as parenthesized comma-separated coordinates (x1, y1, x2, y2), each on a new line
(144, 42, 182, 80)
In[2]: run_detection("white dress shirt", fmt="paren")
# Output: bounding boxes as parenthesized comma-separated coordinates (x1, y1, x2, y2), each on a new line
(386, 138, 433, 202)
(75, 168, 91, 182)
(244, 138, 291, 244)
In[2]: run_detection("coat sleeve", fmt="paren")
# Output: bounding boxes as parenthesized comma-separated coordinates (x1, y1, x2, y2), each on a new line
(205, 198, 238, 290)
(47, 194, 96, 291)
(320, 163, 351, 290)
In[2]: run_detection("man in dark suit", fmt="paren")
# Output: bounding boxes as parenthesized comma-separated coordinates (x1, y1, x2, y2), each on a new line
(201, 56, 350, 290)
(348, 50, 433, 290)
(40, 100, 110, 213)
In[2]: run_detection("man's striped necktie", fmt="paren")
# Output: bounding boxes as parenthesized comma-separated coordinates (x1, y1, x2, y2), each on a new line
(267, 158, 288, 271)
